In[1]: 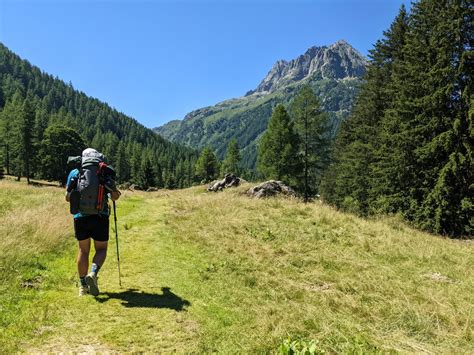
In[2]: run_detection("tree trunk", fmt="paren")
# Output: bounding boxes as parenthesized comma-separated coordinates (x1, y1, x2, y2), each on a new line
(25, 157, 30, 184)
(304, 111, 309, 203)
(5, 144, 10, 175)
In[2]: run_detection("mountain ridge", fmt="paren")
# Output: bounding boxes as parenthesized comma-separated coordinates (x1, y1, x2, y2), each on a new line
(154, 40, 367, 171)
(247, 39, 367, 95)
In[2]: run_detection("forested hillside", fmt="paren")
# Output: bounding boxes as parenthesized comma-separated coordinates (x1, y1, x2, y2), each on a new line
(321, 1, 473, 237)
(0, 43, 198, 188)
(155, 40, 366, 170)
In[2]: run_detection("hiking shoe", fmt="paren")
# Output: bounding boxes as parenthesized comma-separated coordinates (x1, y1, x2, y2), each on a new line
(85, 272, 99, 296)
(79, 284, 89, 296)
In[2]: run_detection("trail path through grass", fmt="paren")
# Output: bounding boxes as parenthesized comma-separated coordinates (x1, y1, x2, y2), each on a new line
(27, 193, 204, 352)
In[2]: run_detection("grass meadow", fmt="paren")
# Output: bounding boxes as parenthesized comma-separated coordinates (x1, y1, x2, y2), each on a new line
(0, 179, 472, 353)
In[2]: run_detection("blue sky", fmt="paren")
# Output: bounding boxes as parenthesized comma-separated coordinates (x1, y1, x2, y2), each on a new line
(0, 0, 409, 128)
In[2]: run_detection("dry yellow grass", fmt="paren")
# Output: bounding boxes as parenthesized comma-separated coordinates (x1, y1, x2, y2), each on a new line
(0, 180, 71, 270)
(162, 184, 473, 352)
(0, 179, 76, 352)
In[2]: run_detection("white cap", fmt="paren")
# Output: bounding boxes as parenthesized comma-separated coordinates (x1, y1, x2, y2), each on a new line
(82, 148, 104, 160)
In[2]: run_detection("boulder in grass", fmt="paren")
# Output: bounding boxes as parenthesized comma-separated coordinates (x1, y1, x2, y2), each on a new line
(146, 187, 159, 192)
(247, 180, 296, 198)
(207, 173, 242, 192)
(129, 184, 144, 191)
(119, 182, 131, 190)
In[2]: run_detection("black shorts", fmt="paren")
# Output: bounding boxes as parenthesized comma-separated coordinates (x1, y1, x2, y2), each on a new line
(74, 215, 110, 242)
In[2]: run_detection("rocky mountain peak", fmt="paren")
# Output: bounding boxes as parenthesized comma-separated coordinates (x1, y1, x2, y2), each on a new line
(332, 39, 350, 47)
(247, 40, 367, 96)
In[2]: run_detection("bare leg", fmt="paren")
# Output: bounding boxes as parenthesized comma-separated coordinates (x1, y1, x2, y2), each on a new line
(92, 240, 108, 269)
(77, 238, 91, 277)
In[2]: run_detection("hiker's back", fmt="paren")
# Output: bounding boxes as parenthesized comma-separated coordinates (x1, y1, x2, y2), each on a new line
(65, 148, 120, 298)
(69, 148, 110, 216)
(78, 159, 103, 215)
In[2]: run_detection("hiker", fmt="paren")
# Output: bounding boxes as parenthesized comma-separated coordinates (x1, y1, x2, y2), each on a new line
(65, 148, 121, 296)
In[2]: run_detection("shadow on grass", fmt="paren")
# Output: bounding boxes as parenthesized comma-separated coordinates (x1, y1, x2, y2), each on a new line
(96, 287, 190, 311)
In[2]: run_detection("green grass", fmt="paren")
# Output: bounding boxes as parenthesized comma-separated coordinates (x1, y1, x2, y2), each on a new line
(0, 179, 473, 352)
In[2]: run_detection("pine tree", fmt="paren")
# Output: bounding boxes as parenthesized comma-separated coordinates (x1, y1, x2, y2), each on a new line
(257, 104, 299, 184)
(186, 158, 196, 186)
(130, 144, 142, 184)
(40, 125, 86, 184)
(138, 154, 156, 190)
(114, 141, 130, 183)
(154, 162, 164, 188)
(195, 147, 219, 183)
(32, 105, 50, 177)
(382, 0, 473, 235)
(20, 94, 36, 183)
(0, 92, 22, 175)
(324, 0, 472, 236)
(221, 138, 241, 175)
(321, 5, 409, 214)
(291, 86, 331, 201)
(0, 84, 4, 109)
(164, 169, 177, 189)
(11, 93, 37, 183)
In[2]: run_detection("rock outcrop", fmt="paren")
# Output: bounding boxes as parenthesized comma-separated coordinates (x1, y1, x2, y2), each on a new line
(207, 173, 242, 192)
(247, 180, 296, 198)
(129, 184, 143, 191)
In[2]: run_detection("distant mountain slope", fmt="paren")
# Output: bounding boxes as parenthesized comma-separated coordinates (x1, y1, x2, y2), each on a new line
(155, 40, 367, 169)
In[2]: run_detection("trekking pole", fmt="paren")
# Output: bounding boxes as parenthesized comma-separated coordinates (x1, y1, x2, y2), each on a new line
(113, 200, 122, 287)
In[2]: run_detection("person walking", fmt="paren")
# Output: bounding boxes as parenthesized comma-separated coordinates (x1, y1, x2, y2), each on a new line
(66, 148, 121, 296)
